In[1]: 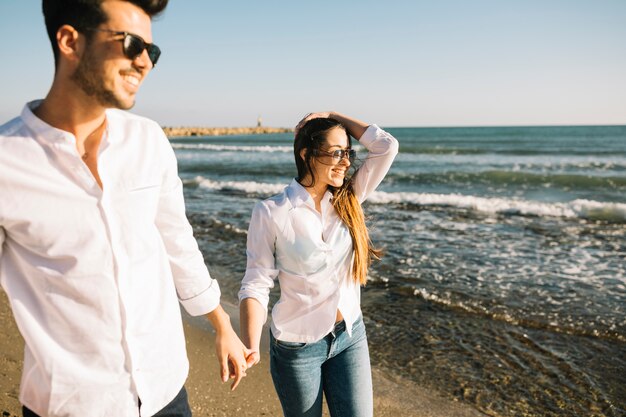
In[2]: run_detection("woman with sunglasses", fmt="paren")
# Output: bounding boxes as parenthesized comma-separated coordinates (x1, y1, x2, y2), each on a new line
(239, 111, 398, 416)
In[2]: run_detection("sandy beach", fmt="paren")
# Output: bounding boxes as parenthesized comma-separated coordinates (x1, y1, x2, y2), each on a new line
(0, 290, 487, 417)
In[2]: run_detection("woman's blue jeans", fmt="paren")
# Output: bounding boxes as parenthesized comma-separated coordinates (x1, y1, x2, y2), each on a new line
(269, 316, 373, 417)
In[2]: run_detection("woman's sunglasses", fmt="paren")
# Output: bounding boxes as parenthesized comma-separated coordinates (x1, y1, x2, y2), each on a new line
(313, 148, 356, 163)
(88, 29, 161, 67)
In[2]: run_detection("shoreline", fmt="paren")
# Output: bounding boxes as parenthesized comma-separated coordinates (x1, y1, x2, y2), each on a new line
(184, 302, 488, 417)
(163, 126, 293, 138)
(0, 291, 486, 417)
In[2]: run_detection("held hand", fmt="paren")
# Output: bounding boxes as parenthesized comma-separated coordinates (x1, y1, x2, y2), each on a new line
(215, 327, 252, 391)
(246, 349, 261, 367)
(228, 348, 260, 379)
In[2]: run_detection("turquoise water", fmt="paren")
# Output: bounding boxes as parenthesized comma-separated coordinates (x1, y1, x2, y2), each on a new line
(172, 125, 626, 417)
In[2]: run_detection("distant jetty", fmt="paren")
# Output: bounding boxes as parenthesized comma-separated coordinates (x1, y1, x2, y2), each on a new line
(163, 126, 293, 138)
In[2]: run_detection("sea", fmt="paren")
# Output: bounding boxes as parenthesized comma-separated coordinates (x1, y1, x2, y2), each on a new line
(170, 125, 626, 417)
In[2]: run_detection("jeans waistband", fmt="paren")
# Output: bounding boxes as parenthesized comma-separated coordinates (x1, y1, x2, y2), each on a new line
(328, 320, 347, 338)
(333, 320, 346, 332)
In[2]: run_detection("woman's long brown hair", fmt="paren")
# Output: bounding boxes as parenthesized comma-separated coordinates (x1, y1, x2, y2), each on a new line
(294, 118, 381, 286)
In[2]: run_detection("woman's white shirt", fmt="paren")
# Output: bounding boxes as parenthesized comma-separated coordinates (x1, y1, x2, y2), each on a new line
(238, 124, 398, 342)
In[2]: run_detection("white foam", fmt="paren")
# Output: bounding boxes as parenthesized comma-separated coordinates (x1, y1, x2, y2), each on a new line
(193, 176, 287, 195)
(188, 176, 626, 222)
(172, 143, 366, 154)
(368, 191, 626, 222)
(172, 143, 292, 153)
(211, 218, 247, 235)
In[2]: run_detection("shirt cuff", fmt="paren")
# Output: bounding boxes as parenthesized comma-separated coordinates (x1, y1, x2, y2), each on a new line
(179, 280, 221, 316)
(358, 124, 381, 148)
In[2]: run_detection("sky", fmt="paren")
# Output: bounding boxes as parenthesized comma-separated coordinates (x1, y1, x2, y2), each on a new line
(1, 0, 625, 128)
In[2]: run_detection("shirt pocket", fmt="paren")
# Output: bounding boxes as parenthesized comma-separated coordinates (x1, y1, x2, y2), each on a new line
(125, 182, 161, 220)
(115, 180, 160, 224)
(117, 181, 162, 260)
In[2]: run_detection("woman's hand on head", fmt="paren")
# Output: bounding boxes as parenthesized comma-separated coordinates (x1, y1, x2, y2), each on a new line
(295, 111, 334, 137)
(294, 111, 368, 140)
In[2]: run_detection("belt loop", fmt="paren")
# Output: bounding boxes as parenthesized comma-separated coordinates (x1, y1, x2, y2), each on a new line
(328, 329, 336, 359)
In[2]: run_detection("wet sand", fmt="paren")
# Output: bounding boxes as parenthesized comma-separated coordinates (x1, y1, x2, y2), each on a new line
(0, 291, 485, 416)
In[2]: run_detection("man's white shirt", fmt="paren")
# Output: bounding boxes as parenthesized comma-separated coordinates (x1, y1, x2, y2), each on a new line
(0, 101, 220, 417)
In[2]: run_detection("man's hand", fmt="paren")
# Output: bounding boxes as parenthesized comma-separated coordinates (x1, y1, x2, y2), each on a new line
(207, 304, 256, 391)
(215, 325, 254, 390)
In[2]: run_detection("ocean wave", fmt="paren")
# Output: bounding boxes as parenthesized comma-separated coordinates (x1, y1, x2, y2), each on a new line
(197, 216, 248, 235)
(189, 176, 287, 195)
(369, 191, 626, 223)
(400, 147, 626, 157)
(387, 170, 626, 189)
(172, 143, 292, 153)
(411, 287, 625, 342)
(185, 176, 626, 222)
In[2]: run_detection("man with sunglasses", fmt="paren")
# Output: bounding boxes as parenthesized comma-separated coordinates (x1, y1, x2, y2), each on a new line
(0, 1, 254, 416)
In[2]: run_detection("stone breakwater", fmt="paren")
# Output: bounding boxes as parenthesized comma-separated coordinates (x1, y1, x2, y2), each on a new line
(163, 126, 293, 138)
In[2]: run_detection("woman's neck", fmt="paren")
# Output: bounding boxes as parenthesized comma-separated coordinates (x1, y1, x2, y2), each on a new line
(299, 178, 328, 213)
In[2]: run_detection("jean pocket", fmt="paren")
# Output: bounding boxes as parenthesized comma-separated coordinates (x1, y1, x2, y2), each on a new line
(274, 339, 308, 350)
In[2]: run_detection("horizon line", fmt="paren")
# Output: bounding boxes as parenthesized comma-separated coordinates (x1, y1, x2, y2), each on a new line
(161, 123, 626, 130)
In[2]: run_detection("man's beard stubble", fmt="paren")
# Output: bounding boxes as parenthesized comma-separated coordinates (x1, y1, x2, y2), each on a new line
(71, 48, 135, 110)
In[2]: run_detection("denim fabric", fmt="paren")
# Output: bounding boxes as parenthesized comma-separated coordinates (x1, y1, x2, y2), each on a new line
(150, 386, 192, 417)
(21, 406, 37, 417)
(269, 316, 373, 417)
(22, 386, 191, 417)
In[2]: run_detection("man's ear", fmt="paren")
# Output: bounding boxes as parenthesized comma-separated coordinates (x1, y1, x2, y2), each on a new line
(57, 24, 84, 63)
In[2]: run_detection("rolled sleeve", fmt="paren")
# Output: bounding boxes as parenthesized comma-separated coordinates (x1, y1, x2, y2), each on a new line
(156, 136, 220, 316)
(179, 280, 221, 316)
(238, 201, 279, 322)
(353, 124, 399, 202)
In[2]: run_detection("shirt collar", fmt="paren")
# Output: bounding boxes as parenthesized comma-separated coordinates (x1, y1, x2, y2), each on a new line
(286, 178, 333, 210)
(21, 100, 72, 143)
(21, 100, 114, 145)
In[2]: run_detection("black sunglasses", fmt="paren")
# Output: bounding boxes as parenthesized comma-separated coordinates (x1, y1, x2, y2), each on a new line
(313, 148, 356, 163)
(88, 29, 161, 67)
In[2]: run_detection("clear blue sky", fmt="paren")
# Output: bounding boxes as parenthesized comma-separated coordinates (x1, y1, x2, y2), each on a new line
(1, 0, 625, 127)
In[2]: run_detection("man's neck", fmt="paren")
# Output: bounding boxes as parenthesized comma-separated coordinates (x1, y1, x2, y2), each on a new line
(34, 82, 108, 147)
(34, 85, 110, 190)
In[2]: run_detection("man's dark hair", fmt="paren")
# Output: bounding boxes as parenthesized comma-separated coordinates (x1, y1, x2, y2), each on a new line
(42, 0, 168, 66)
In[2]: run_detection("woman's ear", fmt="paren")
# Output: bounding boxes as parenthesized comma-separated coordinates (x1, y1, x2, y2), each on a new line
(299, 148, 307, 161)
